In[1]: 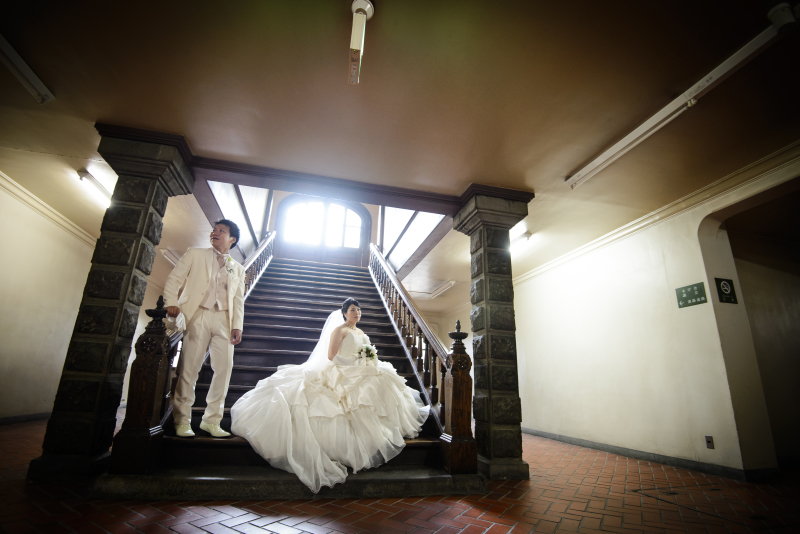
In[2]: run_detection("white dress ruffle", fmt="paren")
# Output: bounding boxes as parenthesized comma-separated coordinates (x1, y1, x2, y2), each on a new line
(230, 330, 428, 493)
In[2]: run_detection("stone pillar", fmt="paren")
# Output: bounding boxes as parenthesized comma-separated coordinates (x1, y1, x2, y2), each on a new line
(453, 194, 529, 480)
(28, 137, 193, 479)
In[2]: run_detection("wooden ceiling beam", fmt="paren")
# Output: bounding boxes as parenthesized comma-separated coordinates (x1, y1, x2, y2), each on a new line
(94, 124, 535, 216)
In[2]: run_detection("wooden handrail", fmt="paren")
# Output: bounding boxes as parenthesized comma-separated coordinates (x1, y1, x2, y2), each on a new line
(243, 231, 276, 270)
(369, 244, 449, 362)
(368, 243, 448, 434)
(243, 231, 276, 298)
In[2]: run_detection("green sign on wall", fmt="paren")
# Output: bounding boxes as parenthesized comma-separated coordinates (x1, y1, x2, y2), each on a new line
(676, 282, 707, 309)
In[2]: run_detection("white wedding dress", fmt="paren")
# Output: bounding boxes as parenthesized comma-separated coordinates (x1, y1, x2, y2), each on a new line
(230, 310, 429, 493)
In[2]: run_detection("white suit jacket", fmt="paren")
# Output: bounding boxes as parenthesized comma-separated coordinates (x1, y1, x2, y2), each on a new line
(163, 247, 246, 331)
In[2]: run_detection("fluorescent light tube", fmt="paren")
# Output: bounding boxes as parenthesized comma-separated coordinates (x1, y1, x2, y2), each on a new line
(78, 170, 112, 199)
(0, 33, 54, 104)
(566, 23, 779, 190)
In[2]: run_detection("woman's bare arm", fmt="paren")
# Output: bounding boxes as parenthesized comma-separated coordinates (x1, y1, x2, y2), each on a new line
(328, 326, 347, 360)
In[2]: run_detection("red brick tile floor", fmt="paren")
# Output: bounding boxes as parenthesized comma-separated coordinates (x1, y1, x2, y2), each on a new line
(2, 417, 798, 534)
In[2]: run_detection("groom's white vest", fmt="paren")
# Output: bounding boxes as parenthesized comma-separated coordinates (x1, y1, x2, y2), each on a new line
(163, 247, 246, 331)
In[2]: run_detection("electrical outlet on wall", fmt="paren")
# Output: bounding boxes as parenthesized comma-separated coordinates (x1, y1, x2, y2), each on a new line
(705, 436, 715, 449)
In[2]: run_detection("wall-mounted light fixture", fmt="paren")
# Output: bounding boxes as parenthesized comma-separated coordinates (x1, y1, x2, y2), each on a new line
(0, 33, 54, 104)
(511, 232, 533, 246)
(78, 170, 112, 207)
(430, 280, 456, 299)
(349, 0, 374, 84)
(160, 248, 182, 266)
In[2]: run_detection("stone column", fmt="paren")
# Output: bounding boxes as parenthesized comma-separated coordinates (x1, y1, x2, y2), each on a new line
(453, 194, 529, 480)
(28, 137, 193, 479)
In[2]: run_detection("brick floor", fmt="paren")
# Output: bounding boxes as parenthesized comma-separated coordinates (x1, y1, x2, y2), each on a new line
(2, 418, 798, 533)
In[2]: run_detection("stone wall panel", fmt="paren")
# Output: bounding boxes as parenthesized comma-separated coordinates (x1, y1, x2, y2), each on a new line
(75, 305, 117, 336)
(93, 237, 136, 266)
(64, 341, 109, 374)
(85, 270, 128, 301)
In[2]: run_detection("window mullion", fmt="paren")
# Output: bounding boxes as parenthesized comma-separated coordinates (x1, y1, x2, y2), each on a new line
(386, 211, 418, 259)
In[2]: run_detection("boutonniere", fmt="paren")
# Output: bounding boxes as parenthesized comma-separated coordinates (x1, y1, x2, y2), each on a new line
(225, 256, 234, 274)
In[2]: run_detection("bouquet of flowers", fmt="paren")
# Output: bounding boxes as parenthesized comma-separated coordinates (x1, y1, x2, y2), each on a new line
(357, 344, 378, 366)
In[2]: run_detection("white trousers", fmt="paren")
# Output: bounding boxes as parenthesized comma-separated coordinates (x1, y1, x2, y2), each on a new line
(174, 307, 234, 426)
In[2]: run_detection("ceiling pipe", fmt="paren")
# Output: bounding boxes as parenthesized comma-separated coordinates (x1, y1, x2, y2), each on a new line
(566, 5, 797, 190)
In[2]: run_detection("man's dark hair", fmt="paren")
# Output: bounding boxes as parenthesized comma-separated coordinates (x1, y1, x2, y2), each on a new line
(214, 219, 240, 246)
(341, 298, 360, 320)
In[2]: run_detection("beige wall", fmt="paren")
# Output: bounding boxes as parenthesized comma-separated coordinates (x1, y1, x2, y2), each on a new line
(729, 232, 800, 465)
(510, 159, 800, 473)
(0, 175, 94, 419)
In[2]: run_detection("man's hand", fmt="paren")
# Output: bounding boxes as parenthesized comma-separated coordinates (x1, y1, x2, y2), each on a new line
(166, 306, 181, 318)
(231, 329, 242, 345)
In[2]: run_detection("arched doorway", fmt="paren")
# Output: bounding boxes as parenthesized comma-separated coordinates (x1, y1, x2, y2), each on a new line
(275, 194, 372, 266)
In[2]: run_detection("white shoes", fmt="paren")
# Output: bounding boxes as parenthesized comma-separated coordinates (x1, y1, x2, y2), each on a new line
(199, 420, 231, 438)
(175, 423, 195, 438)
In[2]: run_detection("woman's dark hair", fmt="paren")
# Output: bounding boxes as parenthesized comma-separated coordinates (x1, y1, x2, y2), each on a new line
(214, 219, 240, 245)
(341, 298, 360, 320)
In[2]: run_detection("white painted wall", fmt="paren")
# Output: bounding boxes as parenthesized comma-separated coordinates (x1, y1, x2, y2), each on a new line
(0, 175, 94, 419)
(512, 159, 800, 473)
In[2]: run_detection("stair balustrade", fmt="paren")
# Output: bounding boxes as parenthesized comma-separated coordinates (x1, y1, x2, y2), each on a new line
(110, 235, 277, 474)
(244, 231, 277, 298)
(368, 244, 478, 474)
(110, 296, 182, 474)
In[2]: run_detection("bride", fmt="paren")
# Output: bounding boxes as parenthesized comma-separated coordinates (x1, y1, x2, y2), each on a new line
(231, 298, 429, 493)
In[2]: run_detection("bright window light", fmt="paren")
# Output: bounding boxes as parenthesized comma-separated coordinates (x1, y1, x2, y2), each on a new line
(326, 204, 346, 247)
(344, 209, 362, 248)
(388, 212, 444, 270)
(207, 181, 254, 253)
(239, 185, 269, 238)
(285, 201, 362, 249)
(383, 207, 414, 252)
(285, 201, 325, 245)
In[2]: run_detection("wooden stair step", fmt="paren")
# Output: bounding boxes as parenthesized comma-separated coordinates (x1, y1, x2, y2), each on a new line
(250, 286, 382, 301)
(270, 258, 369, 272)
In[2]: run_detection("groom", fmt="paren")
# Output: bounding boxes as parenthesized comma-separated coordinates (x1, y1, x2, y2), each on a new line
(164, 219, 245, 438)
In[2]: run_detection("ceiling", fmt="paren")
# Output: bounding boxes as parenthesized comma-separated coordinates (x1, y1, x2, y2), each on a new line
(726, 187, 800, 244)
(2, 1, 799, 311)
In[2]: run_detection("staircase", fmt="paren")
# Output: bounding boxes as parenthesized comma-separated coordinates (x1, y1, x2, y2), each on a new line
(190, 257, 422, 430)
(96, 256, 485, 499)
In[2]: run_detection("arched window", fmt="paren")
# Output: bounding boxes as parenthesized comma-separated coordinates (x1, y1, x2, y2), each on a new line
(276, 195, 372, 266)
(284, 201, 363, 249)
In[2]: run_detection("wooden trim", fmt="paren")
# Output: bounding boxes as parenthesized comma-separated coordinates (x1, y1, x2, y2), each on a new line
(378, 205, 385, 253)
(192, 164, 461, 215)
(512, 141, 800, 287)
(234, 184, 259, 246)
(94, 123, 536, 213)
(459, 183, 535, 205)
(0, 171, 97, 248)
(386, 211, 418, 260)
(94, 123, 194, 170)
(192, 176, 245, 261)
(396, 216, 453, 281)
(262, 189, 274, 241)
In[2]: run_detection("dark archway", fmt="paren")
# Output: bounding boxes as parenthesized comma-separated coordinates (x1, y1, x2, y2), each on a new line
(274, 194, 372, 266)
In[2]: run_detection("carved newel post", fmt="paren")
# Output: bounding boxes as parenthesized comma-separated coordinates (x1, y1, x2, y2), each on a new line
(440, 320, 478, 474)
(109, 296, 172, 474)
